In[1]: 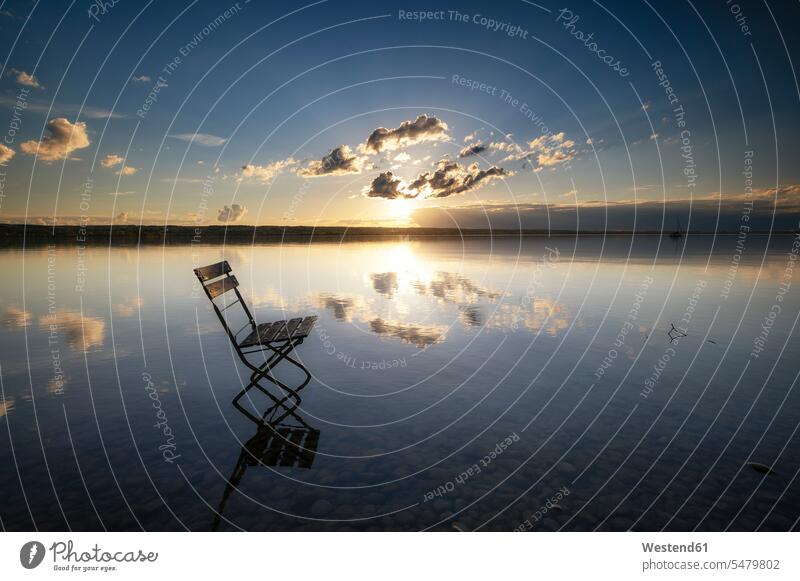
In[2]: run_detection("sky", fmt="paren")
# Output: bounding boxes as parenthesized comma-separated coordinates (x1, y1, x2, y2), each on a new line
(0, 0, 798, 231)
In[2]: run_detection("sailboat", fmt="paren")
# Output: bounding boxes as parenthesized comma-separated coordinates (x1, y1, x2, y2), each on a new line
(669, 217, 683, 239)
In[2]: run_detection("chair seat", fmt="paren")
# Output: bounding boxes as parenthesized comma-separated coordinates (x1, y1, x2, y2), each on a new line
(239, 316, 317, 348)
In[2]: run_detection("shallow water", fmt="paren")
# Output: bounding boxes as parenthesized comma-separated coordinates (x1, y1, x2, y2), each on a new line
(1, 235, 799, 531)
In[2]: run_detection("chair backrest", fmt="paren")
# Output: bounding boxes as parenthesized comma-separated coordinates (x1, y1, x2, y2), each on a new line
(194, 261, 255, 346)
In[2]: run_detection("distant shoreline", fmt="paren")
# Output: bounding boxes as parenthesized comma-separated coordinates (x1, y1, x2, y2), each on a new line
(0, 224, 796, 246)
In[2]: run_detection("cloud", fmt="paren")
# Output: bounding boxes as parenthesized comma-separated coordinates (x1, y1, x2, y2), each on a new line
(240, 158, 296, 182)
(411, 194, 800, 232)
(368, 318, 446, 347)
(101, 154, 124, 168)
(117, 166, 137, 176)
(363, 114, 449, 154)
(498, 132, 576, 170)
(38, 310, 105, 351)
(364, 171, 417, 200)
(132, 75, 151, 83)
(298, 145, 364, 177)
(170, 133, 227, 147)
(217, 204, 247, 222)
(19, 118, 90, 161)
(364, 160, 507, 200)
(115, 212, 129, 223)
(8, 68, 42, 88)
(113, 296, 143, 316)
(370, 272, 399, 297)
(463, 132, 476, 143)
(0, 96, 124, 119)
(393, 152, 411, 162)
(459, 142, 487, 158)
(2, 306, 31, 328)
(406, 160, 507, 198)
(0, 143, 15, 165)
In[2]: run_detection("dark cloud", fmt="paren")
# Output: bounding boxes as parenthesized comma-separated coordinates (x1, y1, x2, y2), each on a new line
(459, 142, 487, 158)
(363, 114, 448, 153)
(371, 272, 399, 297)
(298, 145, 363, 177)
(407, 160, 506, 198)
(411, 197, 800, 232)
(364, 171, 418, 199)
(365, 160, 507, 200)
(217, 204, 247, 222)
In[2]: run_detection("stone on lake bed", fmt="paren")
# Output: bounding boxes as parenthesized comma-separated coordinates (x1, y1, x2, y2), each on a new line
(747, 462, 776, 476)
(308, 499, 335, 516)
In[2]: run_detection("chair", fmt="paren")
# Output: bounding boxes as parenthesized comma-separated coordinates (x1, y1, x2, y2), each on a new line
(193, 260, 317, 404)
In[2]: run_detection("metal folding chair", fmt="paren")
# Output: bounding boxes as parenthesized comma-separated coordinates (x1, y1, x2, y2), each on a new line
(193, 260, 317, 404)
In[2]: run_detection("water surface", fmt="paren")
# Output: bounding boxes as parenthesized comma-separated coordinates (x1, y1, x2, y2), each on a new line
(1, 235, 799, 531)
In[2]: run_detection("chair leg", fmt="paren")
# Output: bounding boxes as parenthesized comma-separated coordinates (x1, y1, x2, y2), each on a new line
(235, 339, 309, 407)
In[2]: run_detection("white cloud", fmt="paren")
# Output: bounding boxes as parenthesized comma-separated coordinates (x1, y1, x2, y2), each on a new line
(9, 68, 42, 88)
(19, 118, 90, 161)
(240, 158, 296, 182)
(170, 133, 227, 147)
(101, 154, 124, 168)
(117, 166, 137, 176)
(0, 143, 15, 165)
(362, 114, 449, 154)
(132, 75, 151, 83)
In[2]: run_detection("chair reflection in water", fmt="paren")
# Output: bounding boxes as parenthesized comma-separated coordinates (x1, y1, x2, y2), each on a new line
(194, 260, 321, 530)
(212, 391, 321, 530)
(193, 260, 317, 403)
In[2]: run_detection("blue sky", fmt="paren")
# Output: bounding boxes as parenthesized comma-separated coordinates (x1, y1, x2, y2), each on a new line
(0, 0, 798, 230)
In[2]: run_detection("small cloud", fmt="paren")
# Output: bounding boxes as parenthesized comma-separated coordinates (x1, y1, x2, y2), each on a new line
(8, 68, 43, 89)
(0, 143, 15, 165)
(115, 211, 129, 223)
(363, 171, 418, 200)
(362, 114, 449, 154)
(240, 158, 296, 182)
(132, 75, 151, 83)
(650, 133, 659, 141)
(2, 306, 31, 328)
(117, 166, 137, 176)
(393, 152, 411, 162)
(217, 204, 247, 222)
(458, 142, 487, 158)
(170, 133, 227, 147)
(297, 145, 364, 177)
(20, 118, 90, 161)
(113, 296, 143, 317)
(641, 101, 651, 111)
(101, 154, 124, 168)
(463, 131, 476, 143)
(106, 191, 135, 196)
